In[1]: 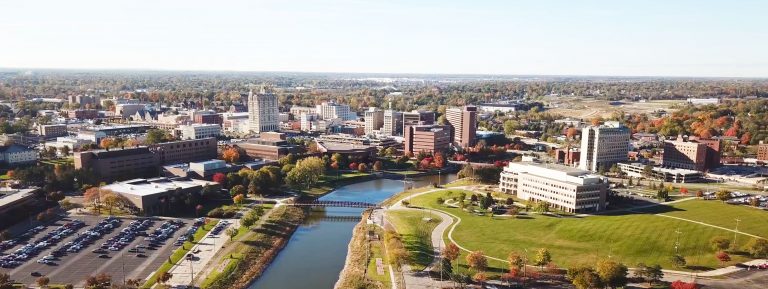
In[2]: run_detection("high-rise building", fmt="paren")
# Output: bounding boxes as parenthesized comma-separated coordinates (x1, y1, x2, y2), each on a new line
(248, 88, 279, 133)
(445, 106, 478, 147)
(579, 121, 630, 172)
(403, 125, 451, 154)
(300, 113, 318, 132)
(316, 101, 355, 120)
(364, 107, 384, 135)
(498, 162, 608, 213)
(383, 109, 403, 136)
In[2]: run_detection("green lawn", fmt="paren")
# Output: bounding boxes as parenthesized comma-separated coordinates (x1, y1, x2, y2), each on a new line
(406, 190, 764, 272)
(386, 210, 442, 271)
(637, 199, 768, 238)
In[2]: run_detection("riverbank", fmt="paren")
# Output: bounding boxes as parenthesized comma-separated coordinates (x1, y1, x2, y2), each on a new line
(334, 210, 386, 289)
(204, 205, 306, 289)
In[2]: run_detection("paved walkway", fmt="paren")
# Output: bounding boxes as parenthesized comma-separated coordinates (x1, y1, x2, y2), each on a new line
(166, 220, 233, 286)
(191, 199, 286, 286)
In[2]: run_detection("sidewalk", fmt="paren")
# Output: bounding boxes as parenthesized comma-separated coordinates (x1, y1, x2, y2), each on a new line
(165, 220, 235, 286)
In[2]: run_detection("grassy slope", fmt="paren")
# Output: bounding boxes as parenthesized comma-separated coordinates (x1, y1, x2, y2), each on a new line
(386, 210, 442, 271)
(638, 199, 768, 238)
(408, 190, 765, 271)
(142, 220, 219, 289)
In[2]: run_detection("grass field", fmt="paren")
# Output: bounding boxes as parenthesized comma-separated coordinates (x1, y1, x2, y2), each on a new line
(637, 199, 768, 238)
(386, 210, 442, 271)
(407, 190, 766, 271)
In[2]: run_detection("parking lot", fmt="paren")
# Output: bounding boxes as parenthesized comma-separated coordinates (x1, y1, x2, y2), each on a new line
(1, 214, 191, 287)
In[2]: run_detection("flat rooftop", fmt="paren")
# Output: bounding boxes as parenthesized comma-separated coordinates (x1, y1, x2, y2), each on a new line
(0, 188, 37, 208)
(102, 178, 217, 197)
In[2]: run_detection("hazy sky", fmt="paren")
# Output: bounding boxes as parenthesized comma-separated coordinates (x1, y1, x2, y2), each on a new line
(1, 0, 766, 77)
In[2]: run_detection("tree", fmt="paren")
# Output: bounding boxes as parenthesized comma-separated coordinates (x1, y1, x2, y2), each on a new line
(670, 254, 687, 268)
(59, 146, 70, 156)
(472, 272, 487, 286)
(715, 251, 731, 265)
(212, 173, 226, 185)
(145, 129, 170, 144)
(36, 276, 50, 288)
(286, 156, 326, 190)
(507, 252, 525, 271)
(440, 257, 453, 279)
(226, 227, 238, 241)
(233, 194, 244, 206)
(358, 163, 368, 172)
(595, 259, 628, 288)
(710, 236, 731, 252)
(434, 152, 446, 168)
(696, 190, 704, 198)
(373, 161, 382, 171)
(229, 185, 245, 197)
(466, 251, 488, 272)
(670, 280, 701, 289)
(533, 248, 552, 267)
(221, 147, 240, 163)
(99, 138, 115, 150)
(744, 238, 768, 258)
(481, 192, 494, 209)
(643, 164, 653, 178)
(679, 187, 689, 195)
(443, 243, 460, 263)
(634, 263, 663, 287)
(715, 190, 731, 202)
(157, 271, 172, 284)
(534, 201, 550, 213)
(85, 273, 111, 289)
(567, 266, 602, 289)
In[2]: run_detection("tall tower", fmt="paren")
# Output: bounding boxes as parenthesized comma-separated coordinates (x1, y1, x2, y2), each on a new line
(579, 121, 630, 172)
(248, 87, 279, 133)
(445, 105, 478, 148)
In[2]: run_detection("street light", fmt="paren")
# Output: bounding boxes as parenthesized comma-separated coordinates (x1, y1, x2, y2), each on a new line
(186, 253, 195, 285)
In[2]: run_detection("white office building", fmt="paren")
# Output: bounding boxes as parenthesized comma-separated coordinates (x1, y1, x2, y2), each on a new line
(300, 113, 319, 132)
(180, 124, 222, 140)
(499, 162, 608, 213)
(579, 121, 630, 172)
(382, 109, 402, 136)
(316, 101, 355, 121)
(248, 88, 279, 133)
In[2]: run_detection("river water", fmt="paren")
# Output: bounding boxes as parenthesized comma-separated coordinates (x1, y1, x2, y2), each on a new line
(249, 173, 457, 289)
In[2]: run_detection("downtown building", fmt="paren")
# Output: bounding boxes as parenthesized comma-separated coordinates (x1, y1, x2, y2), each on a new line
(316, 101, 356, 120)
(579, 121, 630, 172)
(382, 109, 403, 136)
(499, 162, 608, 213)
(248, 88, 279, 133)
(403, 124, 451, 154)
(445, 105, 478, 148)
(74, 138, 217, 182)
(364, 107, 384, 135)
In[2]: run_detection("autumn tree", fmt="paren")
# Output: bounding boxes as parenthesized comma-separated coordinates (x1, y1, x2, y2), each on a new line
(434, 152, 446, 168)
(233, 194, 244, 206)
(567, 266, 602, 289)
(229, 185, 245, 197)
(715, 251, 731, 265)
(533, 248, 552, 267)
(443, 243, 460, 265)
(709, 236, 730, 252)
(358, 163, 368, 172)
(36, 276, 49, 288)
(744, 238, 768, 258)
(715, 190, 731, 202)
(595, 259, 628, 288)
(99, 138, 115, 150)
(466, 251, 488, 272)
(157, 271, 172, 284)
(373, 160, 382, 171)
(212, 172, 226, 186)
(670, 280, 701, 289)
(221, 147, 240, 163)
(507, 252, 525, 271)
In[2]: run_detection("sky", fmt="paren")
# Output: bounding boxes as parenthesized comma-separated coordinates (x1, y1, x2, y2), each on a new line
(0, 0, 766, 77)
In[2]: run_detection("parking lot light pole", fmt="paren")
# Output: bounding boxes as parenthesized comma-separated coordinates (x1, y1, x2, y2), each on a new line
(188, 255, 195, 286)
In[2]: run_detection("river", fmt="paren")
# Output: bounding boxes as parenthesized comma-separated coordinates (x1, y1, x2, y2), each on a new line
(249, 173, 457, 289)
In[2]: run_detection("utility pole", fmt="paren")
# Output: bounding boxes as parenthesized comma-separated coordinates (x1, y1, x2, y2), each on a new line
(674, 228, 683, 254)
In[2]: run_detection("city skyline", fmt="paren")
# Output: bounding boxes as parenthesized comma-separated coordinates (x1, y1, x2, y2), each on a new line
(1, 0, 767, 78)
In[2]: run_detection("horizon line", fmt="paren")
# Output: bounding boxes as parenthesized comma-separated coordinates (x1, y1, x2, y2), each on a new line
(1, 66, 766, 80)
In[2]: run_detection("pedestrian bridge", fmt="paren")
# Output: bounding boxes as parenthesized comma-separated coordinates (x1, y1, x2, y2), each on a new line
(288, 200, 379, 208)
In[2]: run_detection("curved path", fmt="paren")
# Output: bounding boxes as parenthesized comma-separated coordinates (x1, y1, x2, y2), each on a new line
(385, 185, 768, 286)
